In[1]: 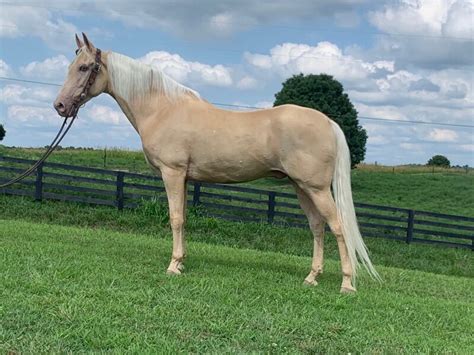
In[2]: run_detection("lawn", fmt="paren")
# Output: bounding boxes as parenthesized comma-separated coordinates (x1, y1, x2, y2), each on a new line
(1, 195, 472, 279)
(1, 219, 473, 353)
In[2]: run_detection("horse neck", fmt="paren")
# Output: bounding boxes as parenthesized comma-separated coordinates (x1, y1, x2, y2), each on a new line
(105, 52, 200, 134)
(107, 89, 172, 134)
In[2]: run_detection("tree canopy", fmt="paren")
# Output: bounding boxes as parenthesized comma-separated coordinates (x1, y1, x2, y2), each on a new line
(274, 73, 367, 167)
(0, 124, 5, 141)
(427, 155, 450, 167)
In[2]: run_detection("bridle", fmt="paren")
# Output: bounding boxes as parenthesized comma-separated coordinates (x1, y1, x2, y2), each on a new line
(0, 48, 102, 188)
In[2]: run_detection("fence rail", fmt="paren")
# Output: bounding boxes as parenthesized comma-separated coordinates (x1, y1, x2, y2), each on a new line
(1, 155, 472, 250)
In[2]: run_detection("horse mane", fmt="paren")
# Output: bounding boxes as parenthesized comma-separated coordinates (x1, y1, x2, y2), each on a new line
(107, 52, 201, 102)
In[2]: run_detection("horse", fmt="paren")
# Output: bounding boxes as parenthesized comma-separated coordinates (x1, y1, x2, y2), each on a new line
(54, 33, 379, 293)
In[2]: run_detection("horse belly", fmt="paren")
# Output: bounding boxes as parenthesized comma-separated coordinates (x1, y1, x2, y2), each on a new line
(187, 148, 275, 183)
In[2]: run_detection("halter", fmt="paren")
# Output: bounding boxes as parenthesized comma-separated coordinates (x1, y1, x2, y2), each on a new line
(0, 48, 102, 188)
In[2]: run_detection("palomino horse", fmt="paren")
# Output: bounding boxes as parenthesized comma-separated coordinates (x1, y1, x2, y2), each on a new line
(54, 34, 379, 293)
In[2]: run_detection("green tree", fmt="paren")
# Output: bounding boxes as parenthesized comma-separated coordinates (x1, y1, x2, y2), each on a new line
(274, 73, 367, 167)
(427, 155, 450, 167)
(0, 124, 5, 141)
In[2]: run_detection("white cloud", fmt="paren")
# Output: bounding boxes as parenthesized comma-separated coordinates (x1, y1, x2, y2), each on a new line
(139, 51, 233, 87)
(0, 4, 77, 51)
(236, 76, 258, 89)
(427, 128, 459, 142)
(90, 0, 373, 38)
(0, 59, 13, 77)
(400, 142, 422, 151)
(7, 105, 58, 127)
(443, 0, 474, 38)
(369, 0, 457, 37)
(355, 103, 408, 121)
(0, 84, 57, 106)
(20, 55, 70, 81)
(368, 0, 474, 69)
(244, 41, 392, 82)
(459, 144, 474, 152)
(368, 135, 389, 145)
(86, 104, 127, 126)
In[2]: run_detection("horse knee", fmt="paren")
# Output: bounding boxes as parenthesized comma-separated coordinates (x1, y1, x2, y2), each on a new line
(169, 215, 184, 230)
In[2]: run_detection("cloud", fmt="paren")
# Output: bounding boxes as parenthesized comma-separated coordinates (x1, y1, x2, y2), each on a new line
(20, 55, 70, 81)
(93, 0, 372, 38)
(368, 0, 474, 69)
(408, 78, 440, 92)
(0, 84, 58, 106)
(86, 104, 127, 126)
(0, 59, 13, 77)
(236, 76, 258, 90)
(426, 128, 459, 142)
(400, 142, 422, 151)
(0, 4, 77, 51)
(459, 144, 474, 152)
(7, 105, 58, 127)
(244, 41, 392, 82)
(139, 51, 233, 87)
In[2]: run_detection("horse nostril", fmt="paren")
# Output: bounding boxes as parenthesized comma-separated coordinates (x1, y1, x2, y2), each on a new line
(54, 101, 65, 112)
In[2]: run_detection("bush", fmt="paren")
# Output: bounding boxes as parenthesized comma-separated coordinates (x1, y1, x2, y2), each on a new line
(427, 155, 450, 167)
(0, 124, 5, 141)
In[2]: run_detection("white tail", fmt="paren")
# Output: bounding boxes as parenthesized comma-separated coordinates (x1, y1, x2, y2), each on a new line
(330, 120, 380, 281)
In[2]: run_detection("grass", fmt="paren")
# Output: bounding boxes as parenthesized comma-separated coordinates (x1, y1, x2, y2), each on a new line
(1, 219, 473, 353)
(1, 146, 473, 215)
(1, 195, 472, 279)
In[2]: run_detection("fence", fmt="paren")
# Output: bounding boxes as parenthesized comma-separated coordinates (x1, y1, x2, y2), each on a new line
(1, 155, 473, 250)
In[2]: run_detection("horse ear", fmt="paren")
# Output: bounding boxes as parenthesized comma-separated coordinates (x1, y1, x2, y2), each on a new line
(75, 33, 84, 49)
(82, 32, 95, 52)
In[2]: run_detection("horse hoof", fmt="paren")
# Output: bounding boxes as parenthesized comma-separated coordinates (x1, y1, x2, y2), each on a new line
(340, 286, 357, 294)
(166, 268, 182, 276)
(303, 279, 318, 286)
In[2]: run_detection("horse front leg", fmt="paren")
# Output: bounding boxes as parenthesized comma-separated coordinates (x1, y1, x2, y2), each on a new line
(162, 168, 187, 275)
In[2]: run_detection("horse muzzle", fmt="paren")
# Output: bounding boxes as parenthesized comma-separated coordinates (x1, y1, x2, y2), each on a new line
(54, 97, 81, 117)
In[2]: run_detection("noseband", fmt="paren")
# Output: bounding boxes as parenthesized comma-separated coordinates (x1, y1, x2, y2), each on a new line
(0, 49, 102, 188)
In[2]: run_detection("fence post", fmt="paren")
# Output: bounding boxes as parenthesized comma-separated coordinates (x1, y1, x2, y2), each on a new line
(116, 171, 125, 211)
(192, 182, 201, 207)
(34, 162, 43, 202)
(267, 191, 276, 224)
(406, 210, 415, 244)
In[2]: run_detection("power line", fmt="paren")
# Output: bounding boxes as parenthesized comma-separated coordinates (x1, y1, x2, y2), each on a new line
(0, 76, 62, 87)
(0, 1, 473, 42)
(213, 103, 474, 128)
(1, 76, 473, 129)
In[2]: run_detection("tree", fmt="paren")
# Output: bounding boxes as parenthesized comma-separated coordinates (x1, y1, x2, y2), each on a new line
(427, 155, 450, 167)
(274, 73, 367, 167)
(0, 124, 5, 141)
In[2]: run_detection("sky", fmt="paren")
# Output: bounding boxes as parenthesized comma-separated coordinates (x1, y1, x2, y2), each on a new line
(0, 0, 473, 166)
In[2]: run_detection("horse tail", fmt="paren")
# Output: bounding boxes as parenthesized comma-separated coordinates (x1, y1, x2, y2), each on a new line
(330, 120, 380, 281)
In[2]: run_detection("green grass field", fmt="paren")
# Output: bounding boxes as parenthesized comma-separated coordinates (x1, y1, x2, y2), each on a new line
(1, 219, 473, 353)
(1, 146, 473, 352)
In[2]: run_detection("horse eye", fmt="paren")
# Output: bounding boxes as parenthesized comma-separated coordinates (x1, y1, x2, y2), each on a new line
(79, 65, 89, 72)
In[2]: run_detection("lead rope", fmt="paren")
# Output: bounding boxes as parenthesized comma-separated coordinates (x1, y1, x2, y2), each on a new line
(0, 114, 77, 188)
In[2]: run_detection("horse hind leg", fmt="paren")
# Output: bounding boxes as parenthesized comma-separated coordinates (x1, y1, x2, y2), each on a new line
(301, 186, 356, 293)
(293, 183, 325, 286)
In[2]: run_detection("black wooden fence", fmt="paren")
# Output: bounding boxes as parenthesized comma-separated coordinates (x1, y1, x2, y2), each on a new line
(1, 155, 473, 250)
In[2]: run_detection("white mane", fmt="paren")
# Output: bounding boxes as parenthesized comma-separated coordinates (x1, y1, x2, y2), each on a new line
(107, 52, 200, 102)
